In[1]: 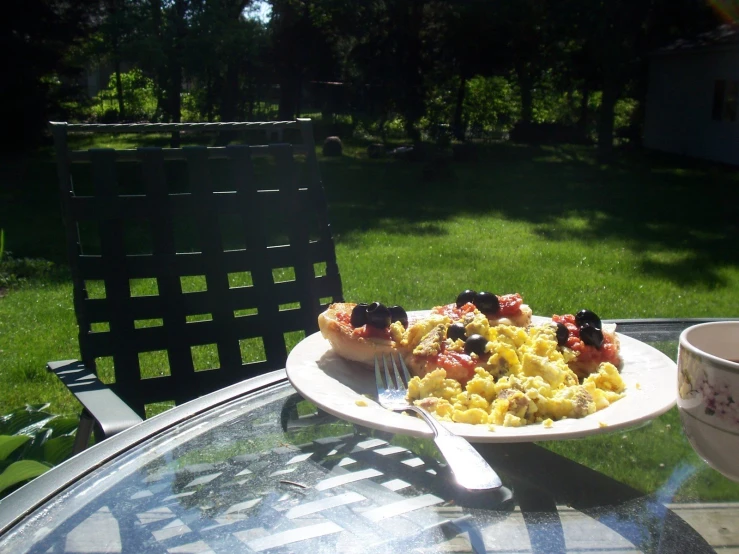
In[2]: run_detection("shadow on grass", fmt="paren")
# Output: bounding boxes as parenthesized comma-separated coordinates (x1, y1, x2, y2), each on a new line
(1, 142, 737, 289)
(320, 143, 739, 290)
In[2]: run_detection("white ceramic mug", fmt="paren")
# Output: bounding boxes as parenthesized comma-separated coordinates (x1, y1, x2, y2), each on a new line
(677, 321, 739, 481)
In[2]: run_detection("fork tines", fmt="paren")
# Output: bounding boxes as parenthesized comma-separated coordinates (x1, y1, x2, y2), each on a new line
(374, 352, 413, 391)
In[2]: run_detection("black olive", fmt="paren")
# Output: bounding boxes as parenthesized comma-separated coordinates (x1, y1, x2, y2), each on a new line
(474, 291, 500, 314)
(350, 303, 369, 328)
(575, 309, 602, 330)
(456, 289, 477, 307)
(464, 334, 488, 356)
(580, 323, 604, 349)
(389, 305, 408, 328)
(366, 302, 392, 329)
(447, 322, 466, 341)
(555, 322, 569, 346)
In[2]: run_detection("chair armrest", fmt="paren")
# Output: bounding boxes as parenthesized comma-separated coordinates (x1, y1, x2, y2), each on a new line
(47, 360, 144, 438)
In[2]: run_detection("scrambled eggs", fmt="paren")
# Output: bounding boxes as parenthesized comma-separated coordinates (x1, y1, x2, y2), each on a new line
(404, 317, 625, 428)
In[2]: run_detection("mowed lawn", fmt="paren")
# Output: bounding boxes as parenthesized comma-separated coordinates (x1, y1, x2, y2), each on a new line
(323, 143, 738, 318)
(1, 140, 738, 497)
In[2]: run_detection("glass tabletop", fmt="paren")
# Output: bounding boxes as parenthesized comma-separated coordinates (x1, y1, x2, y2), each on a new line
(0, 322, 738, 553)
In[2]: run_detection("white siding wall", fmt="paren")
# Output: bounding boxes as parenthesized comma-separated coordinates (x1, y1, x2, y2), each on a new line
(644, 46, 739, 165)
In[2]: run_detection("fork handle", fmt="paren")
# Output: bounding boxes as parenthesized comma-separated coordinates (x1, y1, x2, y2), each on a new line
(403, 406, 502, 490)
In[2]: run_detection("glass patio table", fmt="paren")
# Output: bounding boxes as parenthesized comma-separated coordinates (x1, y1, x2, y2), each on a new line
(1, 319, 738, 554)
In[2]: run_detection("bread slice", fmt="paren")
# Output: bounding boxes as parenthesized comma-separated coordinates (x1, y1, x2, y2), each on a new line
(317, 303, 397, 366)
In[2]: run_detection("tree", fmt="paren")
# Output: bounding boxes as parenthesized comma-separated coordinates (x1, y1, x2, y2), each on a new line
(122, 0, 191, 130)
(443, 2, 507, 139)
(561, 0, 718, 161)
(269, 0, 339, 120)
(0, 0, 101, 150)
(98, 0, 141, 119)
(340, 0, 451, 141)
(185, 0, 270, 127)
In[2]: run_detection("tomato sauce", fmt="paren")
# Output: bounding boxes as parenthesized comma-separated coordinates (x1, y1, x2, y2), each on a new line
(353, 324, 393, 341)
(552, 313, 620, 366)
(432, 294, 524, 320)
(432, 302, 475, 319)
(498, 293, 523, 317)
(421, 344, 478, 383)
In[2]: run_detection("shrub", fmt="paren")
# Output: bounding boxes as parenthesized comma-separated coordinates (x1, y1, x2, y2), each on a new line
(0, 253, 55, 289)
(384, 117, 408, 139)
(464, 75, 520, 133)
(322, 136, 343, 157)
(90, 69, 158, 122)
(352, 120, 379, 143)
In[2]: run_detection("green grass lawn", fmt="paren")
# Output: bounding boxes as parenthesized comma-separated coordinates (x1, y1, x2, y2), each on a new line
(1, 139, 737, 497)
(321, 143, 738, 318)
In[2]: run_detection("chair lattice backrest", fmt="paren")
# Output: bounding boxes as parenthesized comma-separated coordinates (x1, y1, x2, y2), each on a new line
(51, 120, 343, 417)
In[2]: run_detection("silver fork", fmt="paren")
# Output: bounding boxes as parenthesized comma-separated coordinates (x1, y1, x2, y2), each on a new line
(374, 353, 502, 490)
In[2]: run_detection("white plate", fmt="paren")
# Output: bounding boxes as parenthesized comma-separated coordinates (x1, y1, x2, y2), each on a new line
(286, 314, 678, 442)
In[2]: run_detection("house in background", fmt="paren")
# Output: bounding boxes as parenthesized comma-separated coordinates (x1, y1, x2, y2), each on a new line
(644, 24, 739, 165)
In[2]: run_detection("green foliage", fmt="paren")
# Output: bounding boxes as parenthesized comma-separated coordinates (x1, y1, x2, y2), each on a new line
(422, 85, 457, 134)
(91, 69, 158, 122)
(462, 73, 639, 138)
(181, 92, 204, 122)
(0, 461, 51, 497)
(614, 97, 640, 131)
(384, 117, 410, 139)
(0, 253, 55, 289)
(0, 0, 102, 150)
(529, 72, 578, 125)
(0, 436, 30, 461)
(0, 405, 79, 498)
(464, 76, 520, 132)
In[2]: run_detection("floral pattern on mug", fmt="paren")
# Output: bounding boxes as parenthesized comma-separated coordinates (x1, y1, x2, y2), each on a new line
(679, 348, 739, 424)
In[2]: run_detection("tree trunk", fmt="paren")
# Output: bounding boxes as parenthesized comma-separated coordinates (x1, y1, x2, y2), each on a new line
(516, 62, 533, 124)
(169, 63, 182, 146)
(597, 75, 619, 163)
(295, 73, 303, 118)
(452, 74, 467, 140)
(405, 0, 425, 143)
(217, 61, 240, 145)
(107, 0, 125, 120)
(201, 68, 211, 121)
(114, 60, 125, 120)
(405, 119, 421, 144)
(148, 0, 166, 120)
(168, 0, 187, 147)
(278, 73, 296, 120)
(578, 85, 590, 142)
(220, 61, 239, 122)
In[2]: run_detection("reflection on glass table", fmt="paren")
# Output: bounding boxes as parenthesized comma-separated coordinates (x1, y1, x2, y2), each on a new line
(0, 319, 738, 553)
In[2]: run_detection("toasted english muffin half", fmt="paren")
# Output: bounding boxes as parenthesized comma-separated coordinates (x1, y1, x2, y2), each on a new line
(318, 303, 398, 367)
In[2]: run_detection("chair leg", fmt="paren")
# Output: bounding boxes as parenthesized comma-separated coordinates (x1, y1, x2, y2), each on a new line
(72, 409, 95, 455)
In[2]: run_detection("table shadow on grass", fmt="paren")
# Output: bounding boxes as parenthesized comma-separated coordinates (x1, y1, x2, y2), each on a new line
(321, 143, 739, 290)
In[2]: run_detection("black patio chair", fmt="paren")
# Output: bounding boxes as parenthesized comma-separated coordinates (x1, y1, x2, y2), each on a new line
(48, 120, 344, 453)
